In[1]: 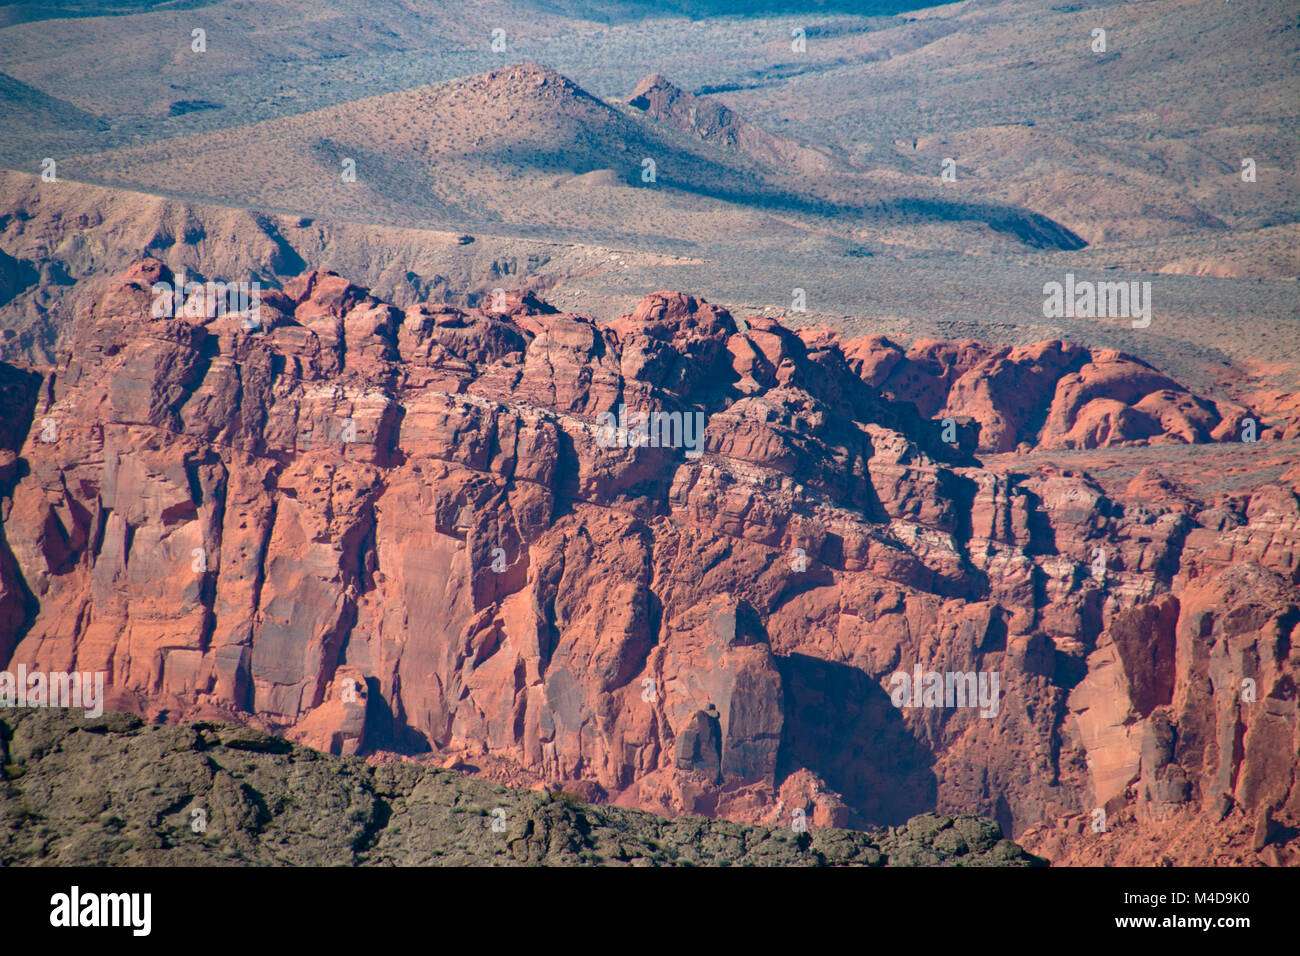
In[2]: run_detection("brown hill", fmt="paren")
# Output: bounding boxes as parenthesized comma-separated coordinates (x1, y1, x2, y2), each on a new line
(629, 72, 837, 179)
(61, 62, 1084, 251)
(3, 0, 1294, 277)
(0, 168, 704, 366)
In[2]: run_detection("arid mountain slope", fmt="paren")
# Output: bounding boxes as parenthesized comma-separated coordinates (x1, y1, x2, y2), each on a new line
(5, 0, 1291, 275)
(628, 71, 838, 179)
(1, 261, 1296, 866)
(60, 63, 1083, 251)
(0, 168, 702, 365)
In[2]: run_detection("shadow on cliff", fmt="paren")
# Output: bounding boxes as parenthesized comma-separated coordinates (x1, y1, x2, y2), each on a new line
(0, 363, 43, 665)
(775, 652, 937, 829)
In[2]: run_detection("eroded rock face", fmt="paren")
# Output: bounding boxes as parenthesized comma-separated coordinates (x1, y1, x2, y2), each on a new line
(843, 336, 1255, 452)
(0, 260, 1296, 865)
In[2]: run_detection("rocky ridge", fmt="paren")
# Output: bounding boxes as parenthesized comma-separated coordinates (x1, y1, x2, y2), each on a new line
(0, 260, 1296, 865)
(0, 708, 1040, 866)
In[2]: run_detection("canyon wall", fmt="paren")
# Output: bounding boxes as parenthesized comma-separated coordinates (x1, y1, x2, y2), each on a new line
(1, 260, 1295, 863)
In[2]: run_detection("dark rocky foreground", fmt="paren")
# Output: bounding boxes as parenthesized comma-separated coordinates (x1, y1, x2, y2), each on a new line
(0, 709, 1042, 867)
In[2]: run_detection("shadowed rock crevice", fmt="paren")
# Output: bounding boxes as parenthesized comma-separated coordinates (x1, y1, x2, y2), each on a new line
(775, 653, 937, 828)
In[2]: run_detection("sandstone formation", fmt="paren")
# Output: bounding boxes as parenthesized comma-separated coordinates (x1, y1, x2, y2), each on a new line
(843, 336, 1257, 453)
(0, 261, 1296, 865)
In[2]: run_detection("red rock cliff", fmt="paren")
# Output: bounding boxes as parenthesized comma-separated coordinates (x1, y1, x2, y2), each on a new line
(1, 260, 1296, 864)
